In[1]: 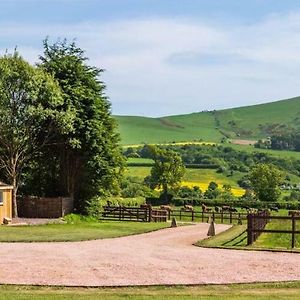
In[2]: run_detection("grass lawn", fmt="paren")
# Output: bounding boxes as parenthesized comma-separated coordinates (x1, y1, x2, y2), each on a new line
(0, 219, 169, 242)
(1, 282, 300, 299)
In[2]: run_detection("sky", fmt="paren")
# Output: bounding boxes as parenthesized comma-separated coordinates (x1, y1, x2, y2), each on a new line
(2, 0, 300, 117)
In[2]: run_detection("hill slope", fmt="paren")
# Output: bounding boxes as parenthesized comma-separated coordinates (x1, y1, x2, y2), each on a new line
(115, 96, 300, 145)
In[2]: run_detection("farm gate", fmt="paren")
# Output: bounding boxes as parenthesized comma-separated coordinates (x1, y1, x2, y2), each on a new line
(101, 206, 167, 222)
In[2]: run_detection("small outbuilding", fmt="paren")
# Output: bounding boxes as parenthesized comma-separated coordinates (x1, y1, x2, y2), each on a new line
(0, 182, 12, 224)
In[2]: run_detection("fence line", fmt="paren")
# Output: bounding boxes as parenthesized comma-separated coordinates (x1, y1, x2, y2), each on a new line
(247, 212, 300, 248)
(168, 209, 248, 224)
(101, 206, 167, 222)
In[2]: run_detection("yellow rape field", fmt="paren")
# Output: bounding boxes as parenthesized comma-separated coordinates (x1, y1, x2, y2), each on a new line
(124, 141, 216, 148)
(181, 181, 245, 196)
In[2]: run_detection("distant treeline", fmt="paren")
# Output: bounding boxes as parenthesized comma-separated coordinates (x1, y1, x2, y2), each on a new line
(255, 131, 300, 152)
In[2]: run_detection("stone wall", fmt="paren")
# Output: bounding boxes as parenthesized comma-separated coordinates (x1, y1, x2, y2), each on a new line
(17, 196, 73, 218)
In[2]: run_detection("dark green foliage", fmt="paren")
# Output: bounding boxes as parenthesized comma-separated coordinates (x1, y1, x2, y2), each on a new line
(120, 177, 157, 198)
(204, 181, 220, 199)
(23, 39, 125, 212)
(177, 185, 202, 199)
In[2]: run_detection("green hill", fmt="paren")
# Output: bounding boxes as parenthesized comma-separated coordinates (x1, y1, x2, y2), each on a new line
(115, 96, 300, 145)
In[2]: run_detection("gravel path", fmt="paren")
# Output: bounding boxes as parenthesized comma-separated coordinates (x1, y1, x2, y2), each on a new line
(0, 223, 299, 286)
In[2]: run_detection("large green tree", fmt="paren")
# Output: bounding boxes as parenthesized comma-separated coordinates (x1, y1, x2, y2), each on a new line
(145, 145, 185, 196)
(34, 39, 124, 210)
(249, 163, 283, 202)
(0, 52, 69, 216)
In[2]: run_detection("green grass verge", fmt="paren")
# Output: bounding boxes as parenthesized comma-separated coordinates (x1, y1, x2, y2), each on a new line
(1, 282, 300, 299)
(0, 220, 169, 242)
(196, 225, 248, 248)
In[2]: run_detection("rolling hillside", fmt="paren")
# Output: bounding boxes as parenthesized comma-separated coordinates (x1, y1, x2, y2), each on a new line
(115, 96, 300, 145)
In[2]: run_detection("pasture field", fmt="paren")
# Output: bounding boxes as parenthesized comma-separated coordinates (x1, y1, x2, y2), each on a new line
(0, 218, 168, 242)
(115, 113, 222, 145)
(254, 218, 300, 250)
(115, 96, 300, 145)
(125, 166, 245, 196)
(1, 282, 300, 299)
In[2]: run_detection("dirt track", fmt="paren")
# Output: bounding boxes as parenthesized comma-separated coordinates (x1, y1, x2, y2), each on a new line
(0, 223, 299, 286)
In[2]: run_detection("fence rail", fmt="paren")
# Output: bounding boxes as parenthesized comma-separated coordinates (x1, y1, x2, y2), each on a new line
(247, 212, 300, 248)
(168, 209, 248, 224)
(101, 206, 167, 222)
(101, 206, 151, 222)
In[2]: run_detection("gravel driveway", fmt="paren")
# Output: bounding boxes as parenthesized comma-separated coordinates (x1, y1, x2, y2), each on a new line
(0, 223, 299, 286)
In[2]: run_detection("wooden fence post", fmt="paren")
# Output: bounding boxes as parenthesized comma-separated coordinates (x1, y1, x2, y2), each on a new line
(201, 211, 204, 222)
(192, 210, 194, 222)
(247, 214, 253, 245)
(229, 211, 232, 224)
(292, 215, 296, 249)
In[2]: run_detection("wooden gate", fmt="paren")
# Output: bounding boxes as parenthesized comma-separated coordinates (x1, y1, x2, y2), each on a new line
(101, 206, 151, 222)
(101, 206, 167, 222)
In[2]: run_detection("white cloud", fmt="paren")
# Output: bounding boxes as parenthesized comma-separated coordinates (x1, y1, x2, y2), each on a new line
(1, 13, 300, 116)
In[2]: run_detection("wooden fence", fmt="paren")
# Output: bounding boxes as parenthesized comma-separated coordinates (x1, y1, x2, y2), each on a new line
(247, 212, 300, 248)
(168, 209, 248, 224)
(101, 206, 167, 222)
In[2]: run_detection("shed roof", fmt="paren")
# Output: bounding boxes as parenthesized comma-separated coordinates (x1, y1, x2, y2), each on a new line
(0, 181, 13, 190)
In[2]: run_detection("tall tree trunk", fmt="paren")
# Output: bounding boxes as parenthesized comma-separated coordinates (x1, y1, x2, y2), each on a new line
(12, 176, 18, 218)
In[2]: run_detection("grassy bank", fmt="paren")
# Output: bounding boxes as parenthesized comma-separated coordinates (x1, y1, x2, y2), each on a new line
(0, 218, 168, 242)
(1, 282, 300, 299)
(198, 221, 300, 252)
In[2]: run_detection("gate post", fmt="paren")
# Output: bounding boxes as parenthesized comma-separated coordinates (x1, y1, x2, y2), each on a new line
(247, 214, 253, 245)
(148, 207, 152, 222)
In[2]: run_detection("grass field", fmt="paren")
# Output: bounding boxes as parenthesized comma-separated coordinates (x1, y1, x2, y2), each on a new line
(254, 218, 300, 250)
(1, 282, 300, 299)
(115, 96, 300, 145)
(0, 219, 168, 242)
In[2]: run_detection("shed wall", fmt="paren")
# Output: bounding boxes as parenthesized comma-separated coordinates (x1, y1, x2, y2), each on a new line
(0, 190, 12, 224)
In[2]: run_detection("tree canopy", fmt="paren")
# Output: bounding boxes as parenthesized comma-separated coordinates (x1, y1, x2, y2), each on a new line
(25, 39, 125, 211)
(145, 145, 185, 195)
(0, 52, 69, 216)
(249, 163, 284, 202)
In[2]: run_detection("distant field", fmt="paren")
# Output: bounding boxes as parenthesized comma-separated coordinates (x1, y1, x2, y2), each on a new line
(115, 113, 222, 145)
(125, 166, 245, 195)
(115, 96, 300, 145)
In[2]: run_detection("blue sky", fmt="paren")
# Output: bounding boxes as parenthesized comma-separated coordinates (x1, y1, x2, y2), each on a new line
(2, 0, 300, 116)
